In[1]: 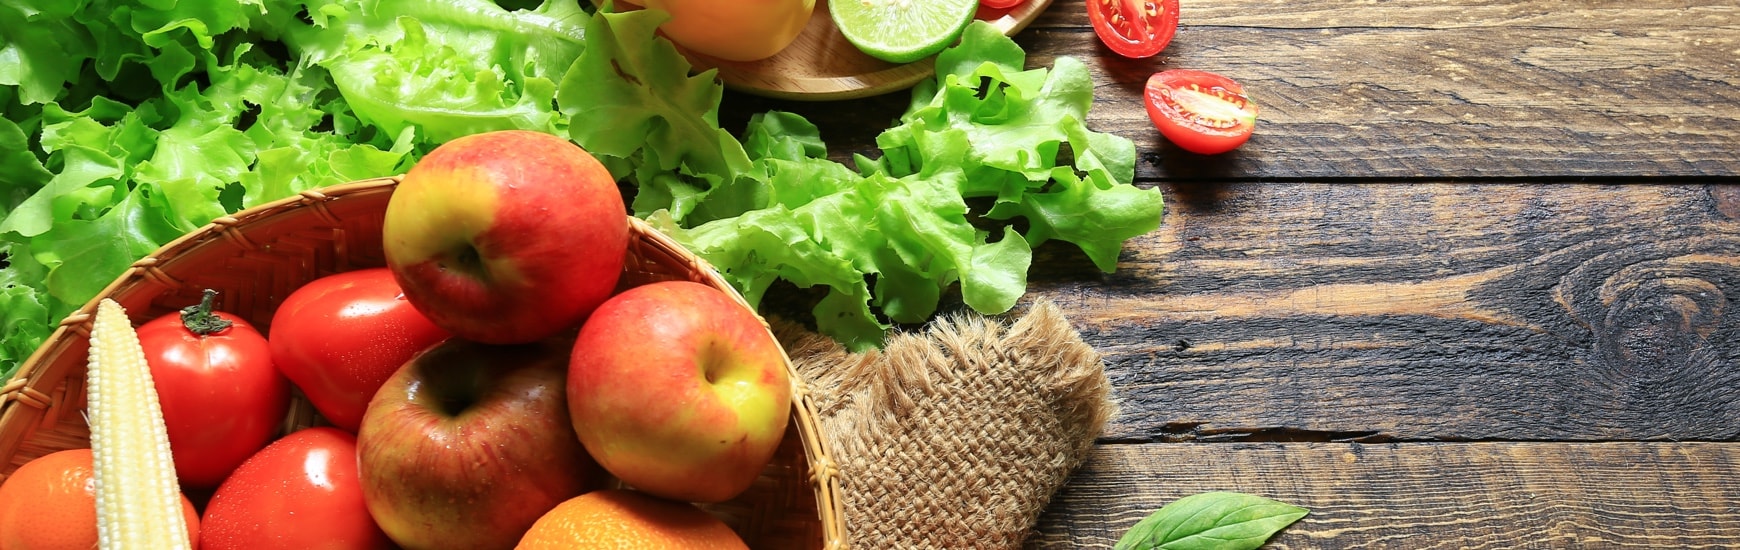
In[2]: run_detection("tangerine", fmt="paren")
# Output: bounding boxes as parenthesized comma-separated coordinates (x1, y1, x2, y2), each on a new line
(515, 489, 748, 550)
(0, 448, 201, 549)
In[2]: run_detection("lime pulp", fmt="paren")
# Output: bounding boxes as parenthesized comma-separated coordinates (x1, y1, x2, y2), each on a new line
(830, 0, 979, 64)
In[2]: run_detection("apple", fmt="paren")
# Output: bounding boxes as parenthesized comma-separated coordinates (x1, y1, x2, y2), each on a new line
(357, 338, 604, 550)
(641, 0, 816, 62)
(382, 130, 627, 345)
(567, 280, 792, 503)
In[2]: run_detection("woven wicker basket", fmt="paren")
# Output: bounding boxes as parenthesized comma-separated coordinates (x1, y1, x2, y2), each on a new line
(0, 176, 846, 549)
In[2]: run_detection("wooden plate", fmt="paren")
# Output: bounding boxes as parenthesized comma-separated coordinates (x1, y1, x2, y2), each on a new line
(680, 0, 1056, 101)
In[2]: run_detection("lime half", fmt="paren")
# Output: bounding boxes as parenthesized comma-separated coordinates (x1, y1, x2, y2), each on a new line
(831, 0, 978, 64)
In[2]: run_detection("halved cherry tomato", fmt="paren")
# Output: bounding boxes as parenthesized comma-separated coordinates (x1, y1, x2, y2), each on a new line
(1144, 69, 1259, 155)
(981, 0, 1024, 10)
(1086, 0, 1178, 59)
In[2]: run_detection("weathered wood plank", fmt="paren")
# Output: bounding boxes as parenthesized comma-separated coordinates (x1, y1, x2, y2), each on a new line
(1030, 0, 1740, 31)
(1022, 183, 1740, 442)
(1029, 441, 1740, 549)
(721, 0, 1740, 179)
(1030, 0, 1740, 32)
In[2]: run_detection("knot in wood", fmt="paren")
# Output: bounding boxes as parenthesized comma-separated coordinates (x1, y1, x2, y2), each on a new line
(1550, 240, 1740, 433)
(1555, 239, 1737, 373)
(1583, 264, 1728, 373)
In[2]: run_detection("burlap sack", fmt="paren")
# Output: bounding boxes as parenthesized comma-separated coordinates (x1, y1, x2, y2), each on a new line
(775, 300, 1116, 548)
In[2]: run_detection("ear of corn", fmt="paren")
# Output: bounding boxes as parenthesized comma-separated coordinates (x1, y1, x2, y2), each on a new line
(87, 298, 193, 550)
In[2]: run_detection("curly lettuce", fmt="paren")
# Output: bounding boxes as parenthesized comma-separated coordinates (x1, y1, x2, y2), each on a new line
(0, 0, 588, 378)
(567, 12, 1161, 350)
(0, 0, 1159, 376)
(281, 0, 590, 142)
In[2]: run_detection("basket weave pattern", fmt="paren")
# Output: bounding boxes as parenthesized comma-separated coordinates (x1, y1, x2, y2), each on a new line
(0, 177, 845, 549)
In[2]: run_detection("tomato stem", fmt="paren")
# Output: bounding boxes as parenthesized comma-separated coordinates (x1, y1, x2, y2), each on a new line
(180, 289, 233, 336)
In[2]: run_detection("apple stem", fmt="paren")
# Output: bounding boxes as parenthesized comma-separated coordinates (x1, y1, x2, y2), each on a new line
(179, 289, 234, 336)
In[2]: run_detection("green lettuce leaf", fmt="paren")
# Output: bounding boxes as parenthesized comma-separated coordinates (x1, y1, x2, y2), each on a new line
(0, 98, 156, 241)
(877, 22, 1155, 271)
(560, 6, 751, 222)
(0, 117, 54, 220)
(0, 1, 98, 105)
(284, 0, 589, 143)
(571, 13, 1157, 350)
(0, 0, 599, 378)
(0, 1, 1158, 371)
(0, 247, 52, 369)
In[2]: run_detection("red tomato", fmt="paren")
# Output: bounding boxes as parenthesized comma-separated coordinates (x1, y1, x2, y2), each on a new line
(200, 427, 393, 550)
(139, 289, 289, 489)
(1144, 69, 1260, 155)
(980, 0, 1024, 10)
(1086, 0, 1178, 58)
(269, 268, 451, 432)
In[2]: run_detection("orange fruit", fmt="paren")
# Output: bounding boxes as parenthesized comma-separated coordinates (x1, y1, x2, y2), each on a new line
(516, 489, 748, 549)
(0, 448, 201, 549)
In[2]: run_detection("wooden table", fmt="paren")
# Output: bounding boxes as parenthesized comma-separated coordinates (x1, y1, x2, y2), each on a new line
(727, 0, 1740, 547)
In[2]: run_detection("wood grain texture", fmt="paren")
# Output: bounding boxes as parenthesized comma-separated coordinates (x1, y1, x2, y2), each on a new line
(721, 0, 1740, 179)
(1029, 441, 1740, 549)
(709, 3, 1740, 540)
(1019, 183, 1740, 442)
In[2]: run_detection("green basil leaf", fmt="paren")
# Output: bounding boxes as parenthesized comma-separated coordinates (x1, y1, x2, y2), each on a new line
(1115, 492, 1309, 550)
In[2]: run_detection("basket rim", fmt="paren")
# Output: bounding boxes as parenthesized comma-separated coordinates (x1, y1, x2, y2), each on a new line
(1, 177, 404, 427)
(0, 176, 848, 549)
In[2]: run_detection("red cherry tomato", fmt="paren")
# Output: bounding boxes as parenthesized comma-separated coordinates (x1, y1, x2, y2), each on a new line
(1144, 69, 1260, 155)
(980, 0, 1024, 10)
(269, 268, 451, 432)
(139, 289, 289, 489)
(200, 427, 393, 550)
(1086, 0, 1178, 58)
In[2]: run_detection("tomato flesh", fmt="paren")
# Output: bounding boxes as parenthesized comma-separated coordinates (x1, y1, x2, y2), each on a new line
(980, 0, 1024, 10)
(1144, 69, 1259, 155)
(1087, 0, 1178, 58)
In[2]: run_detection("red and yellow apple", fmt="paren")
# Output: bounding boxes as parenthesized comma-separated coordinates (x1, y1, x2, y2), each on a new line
(567, 281, 792, 503)
(357, 338, 604, 550)
(642, 0, 815, 62)
(382, 130, 627, 345)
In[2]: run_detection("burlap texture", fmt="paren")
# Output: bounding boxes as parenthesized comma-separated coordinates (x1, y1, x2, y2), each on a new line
(775, 300, 1116, 549)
